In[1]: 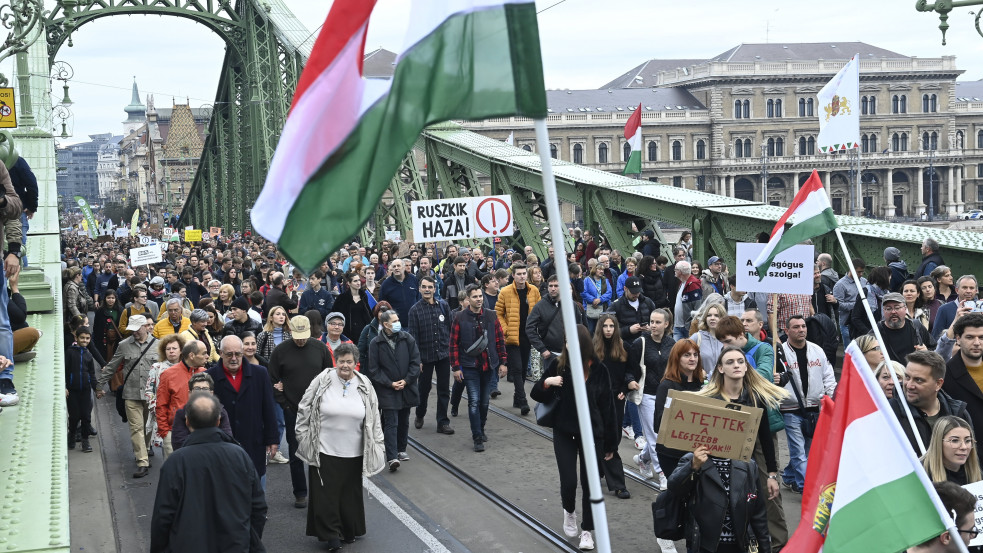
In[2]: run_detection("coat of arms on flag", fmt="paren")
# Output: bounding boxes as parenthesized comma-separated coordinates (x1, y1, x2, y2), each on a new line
(817, 55, 860, 153)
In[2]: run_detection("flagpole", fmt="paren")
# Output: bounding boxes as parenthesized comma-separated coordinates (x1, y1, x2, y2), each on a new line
(833, 228, 926, 453)
(534, 118, 612, 553)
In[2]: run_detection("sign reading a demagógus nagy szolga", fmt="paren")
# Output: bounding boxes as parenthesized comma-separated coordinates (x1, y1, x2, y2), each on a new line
(411, 195, 513, 242)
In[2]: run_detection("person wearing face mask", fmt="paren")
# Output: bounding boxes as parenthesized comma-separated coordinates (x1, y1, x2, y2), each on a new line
(365, 310, 422, 472)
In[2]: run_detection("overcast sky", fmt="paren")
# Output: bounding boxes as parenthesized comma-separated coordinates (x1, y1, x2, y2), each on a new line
(27, 0, 983, 145)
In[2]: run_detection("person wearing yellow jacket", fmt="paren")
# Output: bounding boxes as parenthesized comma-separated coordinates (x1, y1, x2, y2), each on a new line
(180, 309, 220, 364)
(153, 298, 191, 339)
(495, 263, 540, 415)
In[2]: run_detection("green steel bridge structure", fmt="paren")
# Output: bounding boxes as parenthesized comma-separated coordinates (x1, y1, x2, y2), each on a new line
(1, 0, 981, 550)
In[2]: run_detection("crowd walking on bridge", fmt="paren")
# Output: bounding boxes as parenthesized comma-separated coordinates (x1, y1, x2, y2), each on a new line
(42, 212, 983, 552)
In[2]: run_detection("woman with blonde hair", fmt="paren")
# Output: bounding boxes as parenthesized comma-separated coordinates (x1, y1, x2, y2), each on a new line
(215, 283, 236, 318)
(257, 305, 292, 359)
(873, 360, 905, 399)
(854, 334, 885, 369)
(689, 296, 727, 376)
(922, 416, 981, 486)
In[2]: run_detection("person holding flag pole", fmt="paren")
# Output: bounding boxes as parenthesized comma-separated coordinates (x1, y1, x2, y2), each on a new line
(246, 0, 614, 551)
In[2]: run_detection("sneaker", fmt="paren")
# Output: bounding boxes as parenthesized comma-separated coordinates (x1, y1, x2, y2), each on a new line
(388, 459, 400, 472)
(562, 510, 578, 538)
(579, 530, 595, 550)
(490, 390, 501, 398)
(634, 435, 646, 450)
(397, 451, 410, 462)
(81, 440, 92, 453)
(414, 417, 424, 429)
(615, 488, 631, 499)
(0, 391, 18, 407)
(657, 538, 679, 552)
(658, 472, 668, 490)
(520, 404, 530, 416)
(294, 495, 307, 509)
(269, 451, 289, 464)
(783, 480, 803, 494)
(451, 405, 458, 417)
(633, 454, 654, 479)
(473, 440, 485, 452)
(622, 427, 634, 440)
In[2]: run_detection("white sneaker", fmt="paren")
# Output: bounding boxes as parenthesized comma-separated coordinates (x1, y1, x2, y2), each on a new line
(579, 530, 595, 550)
(622, 427, 634, 440)
(633, 454, 654, 479)
(657, 537, 679, 552)
(563, 510, 578, 538)
(269, 451, 289, 464)
(658, 472, 668, 490)
(0, 391, 18, 407)
(634, 435, 646, 450)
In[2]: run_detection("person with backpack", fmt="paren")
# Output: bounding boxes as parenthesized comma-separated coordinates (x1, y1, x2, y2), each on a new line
(884, 247, 912, 292)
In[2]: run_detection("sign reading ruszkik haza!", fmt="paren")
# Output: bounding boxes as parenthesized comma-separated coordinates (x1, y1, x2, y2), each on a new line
(411, 195, 513, 241)
(656, 390, 763, 462)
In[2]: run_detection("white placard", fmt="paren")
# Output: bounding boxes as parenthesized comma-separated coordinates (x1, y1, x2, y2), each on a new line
(130, 245, 163, 266)
(734, 242, 814, 295)
(114, 228, 128, 238)
(384, 230, 402, 243)
(138, 235, 153, 245)
(411, 195, 513, 242)
(162, 227, 175, 239)
(964, 480, 983, 547)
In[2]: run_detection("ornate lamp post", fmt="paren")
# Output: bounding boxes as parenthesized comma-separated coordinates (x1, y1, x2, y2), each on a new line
(916, 0, 983, 44)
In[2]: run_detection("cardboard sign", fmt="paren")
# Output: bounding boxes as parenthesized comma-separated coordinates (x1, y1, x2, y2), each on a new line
(148, 224, 160, 236)
(964, 481, 983, 546)
(130, 245, 163, 266)
(184, 229, 202, 242)
(411, 195, 513, 241)
(209, 227, 222, 237)
(656, 389, 763, 462)
(735, 242, 814, 295)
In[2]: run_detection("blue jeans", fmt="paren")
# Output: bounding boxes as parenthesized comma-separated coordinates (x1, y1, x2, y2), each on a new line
(673, 326, 688, 341)
(840, 325, 851, 347)
(274, 403, 286, 445)
(782, 412, 811, 488)
(462, 367, 492, 441)
(622, 400, 643, 437)
(20, 212, 27, 267)
(0, 261, 12, 384)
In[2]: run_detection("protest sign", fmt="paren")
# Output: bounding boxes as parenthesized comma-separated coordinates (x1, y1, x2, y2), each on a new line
(656, 389, 762, 462)
(184, 229, 202, 242)
(964, 481, 983, 546)
(130, 245, 163, 266)
(735, 242, 814, 295)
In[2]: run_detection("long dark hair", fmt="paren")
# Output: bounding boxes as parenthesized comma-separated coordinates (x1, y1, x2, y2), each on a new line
(592, 314, 627, 362)
(558, 324, 594, 376)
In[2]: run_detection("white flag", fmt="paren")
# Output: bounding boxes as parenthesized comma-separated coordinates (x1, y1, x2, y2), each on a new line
(817, 54, 860, 153)
(505, 131, 514, 145)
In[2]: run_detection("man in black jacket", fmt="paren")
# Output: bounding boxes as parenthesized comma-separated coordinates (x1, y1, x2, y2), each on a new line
(150, 392, 267, 553)
(223, 296, 263, 339)
(526, 275, 586, 364)
(942, 313, 983, 465)
(263, 272, 298, 316)
(609, 276, 656, 343)
(891, 350, 971, 456)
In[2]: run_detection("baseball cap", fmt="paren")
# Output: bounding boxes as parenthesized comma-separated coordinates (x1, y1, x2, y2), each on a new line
(289, 315, 312, 339)
(126, 315, 149, 331)
(625, 276, 642, 294)
(882, 292, 905, 305)
(707, 256, 722, 266)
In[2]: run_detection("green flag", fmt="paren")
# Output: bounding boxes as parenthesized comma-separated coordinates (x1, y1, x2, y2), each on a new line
(130, 209, 140, 236)
(74, 196, 97, 239)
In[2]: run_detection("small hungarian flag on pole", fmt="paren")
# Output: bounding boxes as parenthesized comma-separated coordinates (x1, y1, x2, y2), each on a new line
(786, 342, 954, 552)
(622, 103, 642, 175)
(250, 0, 547, 271)
(752, 170, 837, 279)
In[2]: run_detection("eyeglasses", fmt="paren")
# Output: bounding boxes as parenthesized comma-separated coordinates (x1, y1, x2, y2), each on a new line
(328, 322, 345, 327)
(222, 352, 243, 358)
(191, 386, 212, 391)
(944, 437, 976, 447)
(959, 527, 981, 539)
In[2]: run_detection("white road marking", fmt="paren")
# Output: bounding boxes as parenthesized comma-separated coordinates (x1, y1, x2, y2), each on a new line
(364, 476, 453, 553)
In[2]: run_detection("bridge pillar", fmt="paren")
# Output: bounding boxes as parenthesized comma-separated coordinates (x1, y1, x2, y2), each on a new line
(882, 167, 895, 219)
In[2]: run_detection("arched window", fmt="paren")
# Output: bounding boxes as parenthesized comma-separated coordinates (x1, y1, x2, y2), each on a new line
(806, 98, 814, 116)
(767, 137, 775, 157)
(900, 95, 907, 113)
(869, 96, 876, 114)
(799, 136, 807, 155)
(893, 95, 900, 114)
(931, 131, 938, 150)
(901, 132, 908, 151)
(923, 94, 930, 113)
(957, 130, 964, 149)
(696, 139, 706, 160)
(672, 140, 682, 160)
(623, 142, 632, 162)
(743, 100, 750, 119)
(862, 96, 869, 115)
(979, 130, 983, 148)
(807, 136, 815, 155)
(870, 134, 877, 152)
(923, 132, 930, 150)
(775, 99, 782, 118)
(799, 98, 806, 117)
(522, 144, 532, 152)
(550, 143, 557, 159)
(767, 99, 774, 118)
(862, 134, 869, 153)
(647, 141, 657, 161)
(573, 143, 583, 164)
(735, 139, 744, 158)
(892, 133, 900, 152)
(931, 94, 937, 112)
(598, 142, 608, 164)
(744, 138, 752, 156)
(775, 137, 784, 156)
(735, 100, 743, 119)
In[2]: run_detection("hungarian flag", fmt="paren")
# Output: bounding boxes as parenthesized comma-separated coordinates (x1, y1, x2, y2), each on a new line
(752, 170, 837, 279)
(623, 103, 642, 175)
(786, 343, 949, 552)
(251, 0, 548, 271)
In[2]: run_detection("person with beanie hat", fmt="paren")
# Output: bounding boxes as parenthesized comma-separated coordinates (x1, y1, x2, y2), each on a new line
(222, 295, 262, 339)
(884, 247, 910, 292)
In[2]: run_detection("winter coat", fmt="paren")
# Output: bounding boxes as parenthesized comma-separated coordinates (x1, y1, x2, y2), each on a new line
(916, 251, 944, 279)
(256, 327, 292, 360)
(262, 286, 297, 317)
(358, 320, 380, 365)
(582, 276, 612, 311)
(207, 360, 279, 477)
(99, 335, 159, 400)
(180, 327, 220, 363)
(526, 296, 587, 356)
(530, 356, 619, 454)
(943, 354, 983, 465)
(298, 286, 334, 323)
(222, 316, 263, 340)
(608, 293, 657, 343)
(379, 273, 420, 323)
(171, 406, 233, 450)
(667, 454, 771, 553)
(365, 330, 422, 410)
(677, 275, 703, 331)
(150, 426, 267, 553)
(889, 391, 970, 455)
(496, 283, 540, 346)
(627, 333, 675, 395)
(294, 368, 385, 476)
(65, 343, 98, 392)
(334, 290, 374, 344)
(64, 280, 92, 323)
(888, 260, 910, 292)
(777, 340, 837, 411)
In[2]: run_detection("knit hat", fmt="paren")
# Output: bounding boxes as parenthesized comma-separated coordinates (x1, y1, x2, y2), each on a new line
(231, 296, 249, 311)
(884, 247, 901, 262)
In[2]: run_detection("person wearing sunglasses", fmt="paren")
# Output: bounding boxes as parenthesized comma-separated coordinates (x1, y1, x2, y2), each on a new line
(170, 372, 233, 451)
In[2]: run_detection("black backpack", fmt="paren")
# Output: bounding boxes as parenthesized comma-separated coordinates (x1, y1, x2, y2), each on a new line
(651, 487, 687, 541)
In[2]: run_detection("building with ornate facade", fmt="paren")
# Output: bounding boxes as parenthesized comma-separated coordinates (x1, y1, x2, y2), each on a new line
(461, 42, 983, 220)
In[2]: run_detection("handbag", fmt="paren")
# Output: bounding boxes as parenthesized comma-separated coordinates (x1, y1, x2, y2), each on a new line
(651, 485, 688, 541)
(114, 339, 156, 423)
(628, 337, 646, 405)
(584, 278, 606, 319)
(535, 387, 560, 428)
(787, 357, 819, 438)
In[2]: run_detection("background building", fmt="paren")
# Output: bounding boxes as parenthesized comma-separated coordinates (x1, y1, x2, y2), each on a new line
(56, 132, 114, 209)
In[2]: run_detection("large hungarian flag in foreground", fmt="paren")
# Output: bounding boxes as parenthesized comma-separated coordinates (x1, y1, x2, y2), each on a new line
(752, 169, 837, 279)
(251, 0, 548, 271)
(786, 343, 948, 552)
(622, 103, 641, 175)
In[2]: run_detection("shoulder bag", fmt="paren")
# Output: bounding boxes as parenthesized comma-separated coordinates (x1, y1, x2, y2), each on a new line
(115, 339, 156, 423)
(535, 366, 562, 428)
(628, 337, 646, 405)
(584, 278, 605, 319)
(651, 480, 688, 541)
(786, 347, 819, 439)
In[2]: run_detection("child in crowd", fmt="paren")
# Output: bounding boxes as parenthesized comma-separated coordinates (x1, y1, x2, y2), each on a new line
(65, 327, 98, 453)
